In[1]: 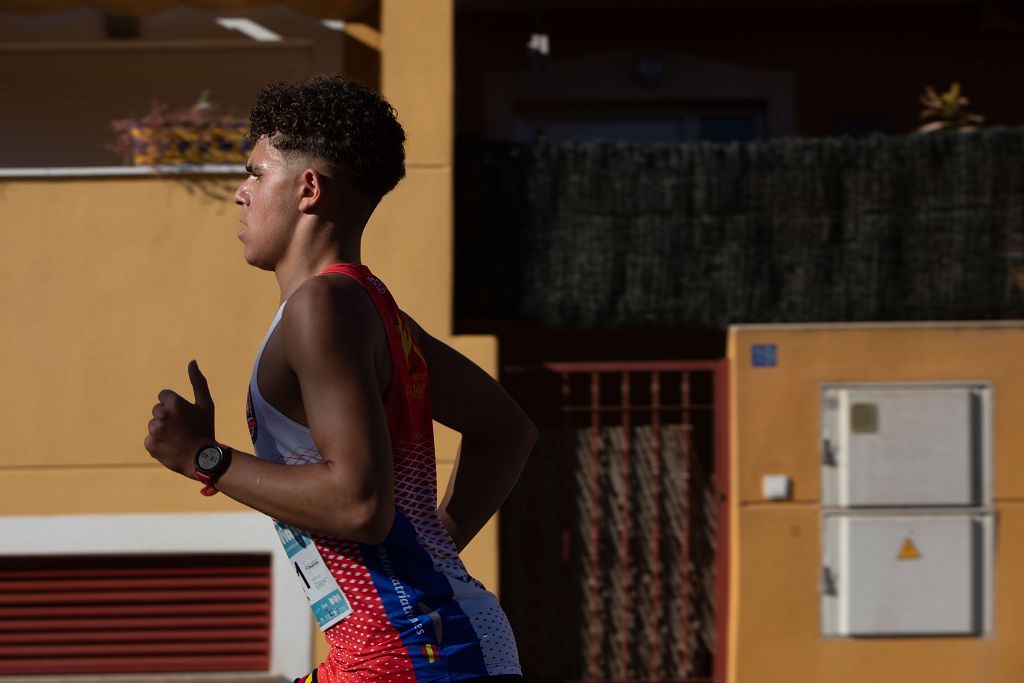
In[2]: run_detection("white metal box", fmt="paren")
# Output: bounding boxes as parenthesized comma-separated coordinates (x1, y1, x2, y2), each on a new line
(821, 384, 990, 508)
(821, 513, 992, 636)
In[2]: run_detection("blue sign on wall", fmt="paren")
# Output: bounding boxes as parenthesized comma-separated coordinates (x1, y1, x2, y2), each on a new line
(752, 343, 777, 367)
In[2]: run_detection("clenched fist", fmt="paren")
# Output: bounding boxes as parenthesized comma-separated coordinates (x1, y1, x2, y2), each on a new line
(145, 360, 216, 477)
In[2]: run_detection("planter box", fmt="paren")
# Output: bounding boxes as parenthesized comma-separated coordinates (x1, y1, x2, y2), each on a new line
(128, 124, 252, 165)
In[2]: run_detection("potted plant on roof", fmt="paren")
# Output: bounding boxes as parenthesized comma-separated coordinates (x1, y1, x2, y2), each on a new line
(111, 91, 253, 166)
(917, 82, 985, 133)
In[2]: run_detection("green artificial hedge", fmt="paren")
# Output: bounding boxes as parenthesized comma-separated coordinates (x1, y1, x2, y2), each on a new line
(455, 128, 1024, 328)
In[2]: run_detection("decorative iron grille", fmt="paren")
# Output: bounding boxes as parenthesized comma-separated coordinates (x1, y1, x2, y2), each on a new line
(501, 361, 727, 682)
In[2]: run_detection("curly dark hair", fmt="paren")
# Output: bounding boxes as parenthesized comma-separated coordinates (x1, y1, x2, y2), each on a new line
(248, 75, 406, 202)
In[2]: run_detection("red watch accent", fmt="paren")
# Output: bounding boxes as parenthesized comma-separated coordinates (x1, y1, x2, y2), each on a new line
(194, 444, 233, 497)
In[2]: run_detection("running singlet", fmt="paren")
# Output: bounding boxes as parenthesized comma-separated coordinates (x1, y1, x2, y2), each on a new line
(246, 263, 522, 682)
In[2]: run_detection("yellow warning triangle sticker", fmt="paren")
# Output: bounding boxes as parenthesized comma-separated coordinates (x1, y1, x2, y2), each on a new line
(898, 538, 921, 560)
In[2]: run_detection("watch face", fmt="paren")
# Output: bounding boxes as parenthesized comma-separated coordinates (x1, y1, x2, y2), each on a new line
(196, 446, 222, 472)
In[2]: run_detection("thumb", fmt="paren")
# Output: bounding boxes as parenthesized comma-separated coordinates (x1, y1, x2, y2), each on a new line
(188, 359, 215, 412)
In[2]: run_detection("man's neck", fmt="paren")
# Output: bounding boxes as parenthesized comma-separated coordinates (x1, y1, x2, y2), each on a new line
(274, 228, 363, 303)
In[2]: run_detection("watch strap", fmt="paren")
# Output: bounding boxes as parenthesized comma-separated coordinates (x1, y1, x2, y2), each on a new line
(194, 444, 232, 496)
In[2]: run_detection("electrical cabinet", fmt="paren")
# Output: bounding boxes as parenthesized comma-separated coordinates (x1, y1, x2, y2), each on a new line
(821, 385, 989, 507)
(820, 383, 993, 638)
(821, 513, 991, 636)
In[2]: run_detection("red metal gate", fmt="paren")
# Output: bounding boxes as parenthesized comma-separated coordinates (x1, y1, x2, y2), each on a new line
(500, 360, 729, 683)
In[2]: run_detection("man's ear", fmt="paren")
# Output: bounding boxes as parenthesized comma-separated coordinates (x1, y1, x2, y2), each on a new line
(297, 168, 326, 212)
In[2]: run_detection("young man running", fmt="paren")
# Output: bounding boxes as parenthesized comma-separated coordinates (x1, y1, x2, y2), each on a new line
(144, 75, 535, 682)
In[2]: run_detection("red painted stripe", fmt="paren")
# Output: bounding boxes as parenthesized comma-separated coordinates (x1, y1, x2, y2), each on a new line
(0, 614, 269, 631)
(0, 640, 266, 655)
(0, 627, 269, 643)
(0, 566, 268, 579)
(0, 576, 269, 591)
(0, 602, 267, 617)
(0, 588, 269, 604)
(0, 655, 268, 675)
(713, 360, 731, 683)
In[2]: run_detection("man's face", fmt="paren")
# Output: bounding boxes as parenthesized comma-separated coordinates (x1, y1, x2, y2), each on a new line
(233, 136, 303, 270)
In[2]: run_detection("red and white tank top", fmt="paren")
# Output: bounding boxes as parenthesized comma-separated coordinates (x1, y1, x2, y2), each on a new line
(246, 263, 521, 682)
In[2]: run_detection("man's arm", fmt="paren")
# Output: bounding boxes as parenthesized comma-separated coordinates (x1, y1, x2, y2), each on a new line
(145, 277, 395, 544)
(406, 316, 538, 552)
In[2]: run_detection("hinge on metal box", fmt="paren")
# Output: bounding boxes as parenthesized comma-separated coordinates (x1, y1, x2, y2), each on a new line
(822, 438, 837, 466)
(821, 565, 837, 595)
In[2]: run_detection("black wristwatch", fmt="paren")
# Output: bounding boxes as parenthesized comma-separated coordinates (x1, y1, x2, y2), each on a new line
(194, 443, 233, 497)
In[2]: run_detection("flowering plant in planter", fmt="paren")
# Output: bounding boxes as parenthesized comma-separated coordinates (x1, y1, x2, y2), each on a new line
(917, 82, 984, 133)
(110, 91, 253, 165)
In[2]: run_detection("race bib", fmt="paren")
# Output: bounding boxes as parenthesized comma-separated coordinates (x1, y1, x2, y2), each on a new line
(274, 520, 353, 631)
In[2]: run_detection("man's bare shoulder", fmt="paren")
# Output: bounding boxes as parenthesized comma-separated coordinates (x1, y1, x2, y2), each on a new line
(280, 273, 381, 350)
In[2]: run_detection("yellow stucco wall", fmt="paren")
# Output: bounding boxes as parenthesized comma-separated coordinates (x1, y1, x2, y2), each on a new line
(0, 175, 272, 514)
(727, 323, 1024, 683)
